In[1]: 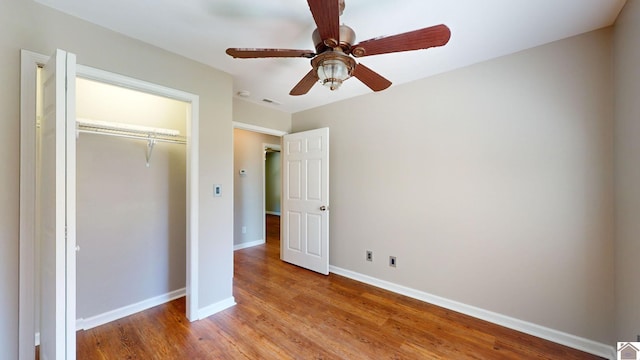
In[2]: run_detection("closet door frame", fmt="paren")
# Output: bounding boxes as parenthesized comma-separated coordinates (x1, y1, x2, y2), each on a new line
(74, 64, 201, 323)
(19, 50, 201, 358)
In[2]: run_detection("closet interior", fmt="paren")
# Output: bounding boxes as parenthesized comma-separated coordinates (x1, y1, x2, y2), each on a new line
(74, 78, 188, 329)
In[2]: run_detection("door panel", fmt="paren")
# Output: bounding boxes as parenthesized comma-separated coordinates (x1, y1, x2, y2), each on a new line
(307, 159, 322, 201)
(287, 161, 302, 200)
(281, 128, 329, 275)
(287, 211, 302, 251)
(306, 213, 322, 256)
(39, 49, 76, 360)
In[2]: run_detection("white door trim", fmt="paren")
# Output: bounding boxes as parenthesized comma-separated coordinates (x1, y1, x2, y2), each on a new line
(19, 49, 48, 360)
(64, 50, 78, 360)
(19, 50, 201, 358)
(233, 121, 288, 137)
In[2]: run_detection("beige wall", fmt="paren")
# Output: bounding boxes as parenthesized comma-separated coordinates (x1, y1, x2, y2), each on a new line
(233, 129, 280, 246)
(293, 29, 615, 344)
(76, 135, 187, 319)
(0, 0, 235, 357)
(76, 78, 188, 133)
(614, 0, 640, 342)
(233, 98, 292, 133)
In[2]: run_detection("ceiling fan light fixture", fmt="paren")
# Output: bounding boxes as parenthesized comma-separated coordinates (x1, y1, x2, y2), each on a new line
(312, 51, 356, 92)
(317, 59, 349, 90)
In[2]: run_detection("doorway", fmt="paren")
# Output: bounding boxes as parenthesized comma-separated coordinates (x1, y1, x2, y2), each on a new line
(232, 123, 285, 252)
(264, 144, 281, 247)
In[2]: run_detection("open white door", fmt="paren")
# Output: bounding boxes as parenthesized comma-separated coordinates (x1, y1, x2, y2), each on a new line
(39, 49, 76, 360)
(281, 128, 329, 275)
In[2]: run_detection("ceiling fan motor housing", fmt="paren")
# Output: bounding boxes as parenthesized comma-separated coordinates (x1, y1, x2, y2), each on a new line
(312, 24, 356, 54)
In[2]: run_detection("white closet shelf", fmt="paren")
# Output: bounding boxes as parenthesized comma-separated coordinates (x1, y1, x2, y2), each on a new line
(76, 118, 186, 144)
(76, 118, 186, 167)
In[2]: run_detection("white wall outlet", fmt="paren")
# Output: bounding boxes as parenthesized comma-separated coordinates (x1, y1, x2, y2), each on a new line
(389, 256, 397, 267)
(242, 226, 247, 234)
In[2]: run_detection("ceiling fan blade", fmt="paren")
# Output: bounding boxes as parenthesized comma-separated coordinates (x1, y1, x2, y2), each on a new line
(307, 0, 340, 47)
(226, 48, 316, 59)
(352, 63, 392, 92)
(350, 24, 451, 57)
(290, 70, 319, 96)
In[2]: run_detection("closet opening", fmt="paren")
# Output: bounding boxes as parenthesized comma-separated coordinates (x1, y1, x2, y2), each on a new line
(74, 77, 189, 332)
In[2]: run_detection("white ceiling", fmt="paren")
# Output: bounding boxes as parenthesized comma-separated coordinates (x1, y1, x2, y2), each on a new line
(35, 0, 626, 113)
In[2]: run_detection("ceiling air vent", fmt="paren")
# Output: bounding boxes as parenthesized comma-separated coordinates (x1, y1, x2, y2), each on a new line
(262, 98, 281, 105)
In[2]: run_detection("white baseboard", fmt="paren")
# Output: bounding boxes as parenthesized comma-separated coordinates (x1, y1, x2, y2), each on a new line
(329, 266, 615, 360)
(37, 291, 235, 346)
(265, 211, 281, 216)
(234, 239, 265, 251)
(76, 288, 186, 331)
(197, 296, 236, 320)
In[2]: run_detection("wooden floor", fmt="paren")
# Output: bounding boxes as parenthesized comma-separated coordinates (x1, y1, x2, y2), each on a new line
(67, 214, 603, 359)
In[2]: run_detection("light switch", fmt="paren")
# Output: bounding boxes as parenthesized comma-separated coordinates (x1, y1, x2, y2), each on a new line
(213, 184, 222, 197)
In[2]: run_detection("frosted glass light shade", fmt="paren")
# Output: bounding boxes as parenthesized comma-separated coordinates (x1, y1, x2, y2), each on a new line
(317, 59, 349, 91)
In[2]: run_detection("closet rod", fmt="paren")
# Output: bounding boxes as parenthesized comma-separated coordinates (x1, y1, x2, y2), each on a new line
(76, 128, 187, 145)
(76, 118, 185, 166)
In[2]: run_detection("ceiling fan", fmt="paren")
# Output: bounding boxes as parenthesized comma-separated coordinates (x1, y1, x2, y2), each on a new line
(226, 0, 451, 96)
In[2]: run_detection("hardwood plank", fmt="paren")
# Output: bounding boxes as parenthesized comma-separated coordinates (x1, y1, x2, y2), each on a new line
(38, 214, 603, 359)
